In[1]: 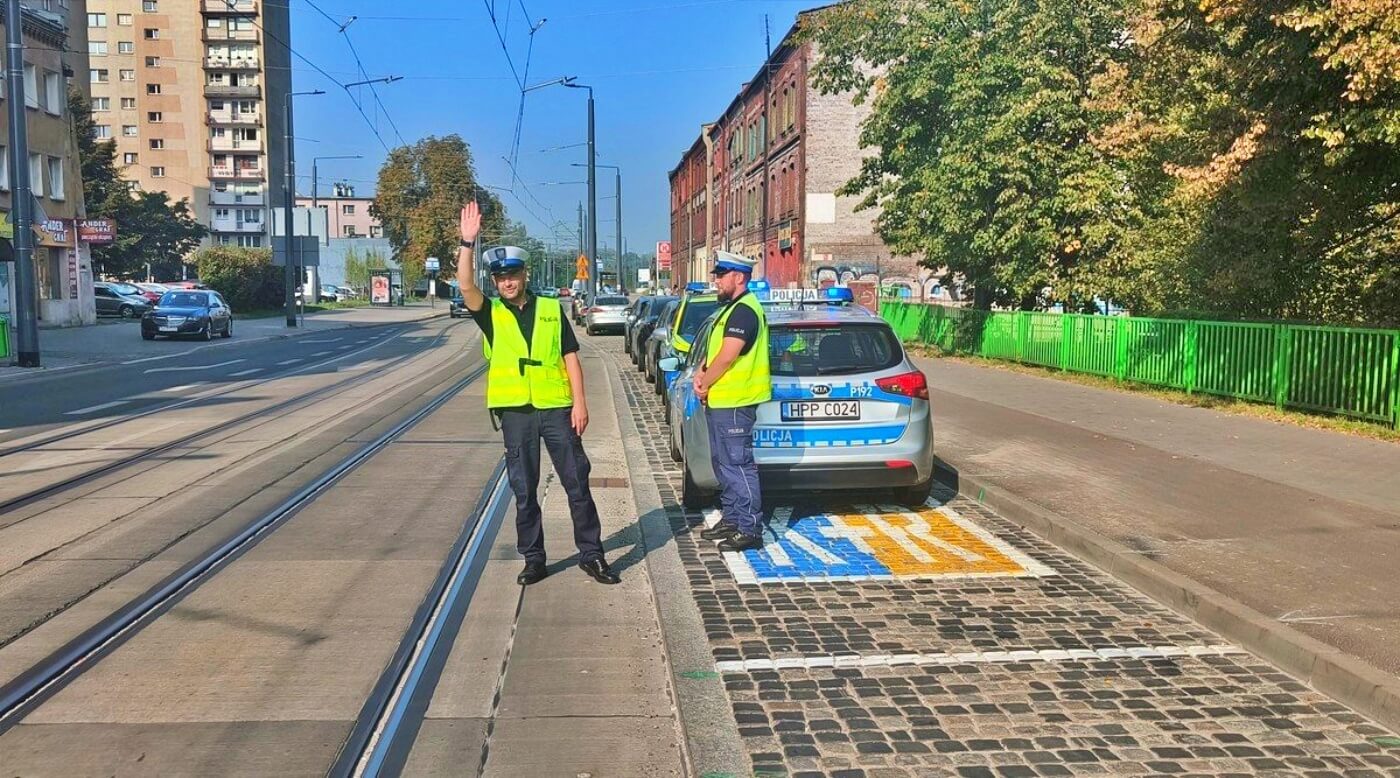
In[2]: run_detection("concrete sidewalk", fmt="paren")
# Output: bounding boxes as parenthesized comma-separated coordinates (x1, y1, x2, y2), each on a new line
(0, 303, 446, 381)
(913, 354, 1400, 679)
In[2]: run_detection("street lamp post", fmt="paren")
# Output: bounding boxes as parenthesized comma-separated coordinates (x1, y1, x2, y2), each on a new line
(5, 0, 38, 366)
(283, 89, 325, 327)
(574, 162, 620, 292)
(523, 77, 597, 299)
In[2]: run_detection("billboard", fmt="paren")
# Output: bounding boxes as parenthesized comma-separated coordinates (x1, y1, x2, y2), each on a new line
(371, 274, 391, 305)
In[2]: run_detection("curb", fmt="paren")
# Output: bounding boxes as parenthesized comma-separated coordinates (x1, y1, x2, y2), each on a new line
(940, 463, 1400, 734)
(0, 311, 448, 386)
(601, 343, 750, 778)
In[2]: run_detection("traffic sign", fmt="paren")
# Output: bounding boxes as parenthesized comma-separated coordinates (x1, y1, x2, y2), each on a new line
(425, 257, 440, 272)
(656, 241, 672, 271)
(575, 254, 590, 280)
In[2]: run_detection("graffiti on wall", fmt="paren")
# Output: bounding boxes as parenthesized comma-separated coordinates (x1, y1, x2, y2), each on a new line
(810, 263, 962, 302)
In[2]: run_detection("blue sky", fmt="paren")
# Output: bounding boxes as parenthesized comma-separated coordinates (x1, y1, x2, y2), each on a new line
(290, 0, 827, 256)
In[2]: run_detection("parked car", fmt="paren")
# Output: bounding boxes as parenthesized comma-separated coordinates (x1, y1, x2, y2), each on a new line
(336, 286, 359, 300)
(630, 296, 677, 373)
(93, 282, 153, 318)
(318, 284, 343, 303)
(141, 290, 234, 341)
(449, 293, 468, 318)
(663, 304, 935, 509)
(583, 294, 630, 335)
(571, 292, 589, 324)
(165, 280, 210, 290)
(133, 282, 172, 303)
(623, 296, 656, 361)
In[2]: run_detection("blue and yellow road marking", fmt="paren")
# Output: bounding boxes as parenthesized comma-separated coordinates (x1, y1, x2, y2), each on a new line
(712, 503, 1052, 585)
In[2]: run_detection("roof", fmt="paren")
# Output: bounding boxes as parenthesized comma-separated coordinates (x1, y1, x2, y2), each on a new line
(765, 306, 884, 325)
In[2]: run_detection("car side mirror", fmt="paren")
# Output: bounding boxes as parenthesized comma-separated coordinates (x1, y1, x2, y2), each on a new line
(658, 357, 681, 372)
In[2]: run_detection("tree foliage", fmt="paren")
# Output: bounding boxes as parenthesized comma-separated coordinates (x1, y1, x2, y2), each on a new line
(193, 246, 283, 311)
(71, 89, 208, 280)
(371, 135, 507, 281)
(803, 0, 1400, 324)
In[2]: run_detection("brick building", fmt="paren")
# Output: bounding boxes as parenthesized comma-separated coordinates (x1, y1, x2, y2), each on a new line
(668, 6, 928, 294)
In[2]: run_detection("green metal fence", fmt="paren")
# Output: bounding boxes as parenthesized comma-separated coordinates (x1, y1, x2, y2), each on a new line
(0, 316, 9, 362)
(880, 302, 1400, 428)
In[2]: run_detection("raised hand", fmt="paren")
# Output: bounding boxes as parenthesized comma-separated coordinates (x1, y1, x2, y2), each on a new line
(460, 201, 482, 243)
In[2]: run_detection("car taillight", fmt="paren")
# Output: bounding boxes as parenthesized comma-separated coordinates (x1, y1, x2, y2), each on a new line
(587, 306, 602, 313)
(875, 370, 928, 400)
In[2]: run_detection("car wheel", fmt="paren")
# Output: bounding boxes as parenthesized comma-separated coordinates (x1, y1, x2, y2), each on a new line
(119, 305, 135, 319)
(201, 324, 213, 342)
(142, 331, 155, 341)
(586, 325, 595, 336)
(896, 478, 934, 507)
(222, 320, 233, 338)
(681, 461, 712, 510)
(669, 420, 682, 461)
(655, 363, 666, 396)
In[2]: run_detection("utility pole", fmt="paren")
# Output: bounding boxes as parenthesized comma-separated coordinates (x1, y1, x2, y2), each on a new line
(563, 80, 597, 301)
(759, 14, 773, 281)
(6, 0, 38, 366)
(283, 90, 324, 327)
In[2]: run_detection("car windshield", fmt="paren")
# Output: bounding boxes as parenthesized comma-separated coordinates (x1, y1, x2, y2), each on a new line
(769, 323, 904, 377)
(595, 296, 629, 307)
(678, 299, 721, 338)
(109, 282, 141, 295)
(160, 292, 210, 308)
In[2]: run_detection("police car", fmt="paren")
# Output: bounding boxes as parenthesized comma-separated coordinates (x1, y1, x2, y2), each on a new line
(660, 292, 935, 509)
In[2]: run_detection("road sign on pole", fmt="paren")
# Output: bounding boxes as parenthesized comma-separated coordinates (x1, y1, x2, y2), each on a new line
(657, 241, 672, 271)
(575, 254, 590, 281)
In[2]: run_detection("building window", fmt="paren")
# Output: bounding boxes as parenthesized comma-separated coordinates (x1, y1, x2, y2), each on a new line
(143, 28, 159, 40)
(149, 138, 164, 149)
(47, 157, 63, 200)
(87, 12, 106, 27)
(0, 147, 8, 190)
(44, 72, 61, 115)
(341, 204, 355, 215)
(94, 124, 111, 139)
(89, 41, 108, 56)
(119, 69, 135, 81)
(23, 64, 36, 108)
(122, 125, 137, 137)
(237, 208, 260, 223)
(118, 41, 134, 54)
(147, 112, 162, 123)
(90, 68, 109, 83)
(93, 97, 110, 111)
(142, 0, 157, 11)
(151, 166, 165, 178)
(126, 180, 140, 191)
(146, 83, 161, 95)
(145, 56, 160, 67)
(28, 153, 42, 197)
(117, 13, 132, 25)
(123, 152, 138, 164)
(120, 97, 136, 109)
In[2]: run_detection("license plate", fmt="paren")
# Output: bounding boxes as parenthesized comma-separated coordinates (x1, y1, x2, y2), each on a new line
(159, 326, 177, 332)
(781, 400, 860, 421)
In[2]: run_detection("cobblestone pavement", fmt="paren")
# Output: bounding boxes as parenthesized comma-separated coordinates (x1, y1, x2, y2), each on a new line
(606, 348, 1400, 778)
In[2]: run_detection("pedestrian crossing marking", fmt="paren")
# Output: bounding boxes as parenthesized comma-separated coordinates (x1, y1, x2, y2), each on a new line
(712, 503, 1052, 585)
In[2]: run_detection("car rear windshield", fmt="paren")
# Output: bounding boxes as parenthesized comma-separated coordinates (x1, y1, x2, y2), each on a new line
(678, 299, 721, 337)
(769, 323, 904, 376)
(595, 296, 629, 307)
(161, 292, 210, 308)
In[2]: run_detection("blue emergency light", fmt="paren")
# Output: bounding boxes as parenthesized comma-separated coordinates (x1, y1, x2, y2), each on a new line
(824, 286, 854, 302)
(685, 281, 709, 293)
(746, 279, 771, 300)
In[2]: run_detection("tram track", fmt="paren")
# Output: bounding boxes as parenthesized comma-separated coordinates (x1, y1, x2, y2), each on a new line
(0, 359, 492, 736)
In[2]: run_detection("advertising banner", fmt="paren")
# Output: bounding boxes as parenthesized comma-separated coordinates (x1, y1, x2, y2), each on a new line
(77, 218, 115, 244)
(370, 274, 391, 305)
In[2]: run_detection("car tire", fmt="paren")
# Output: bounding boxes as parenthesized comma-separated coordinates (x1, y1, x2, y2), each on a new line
(655, 362, 666, 396)
(681, 462, 712, 510)
(222, 320, 233, 338)
(142, 331, 155, 341)
(896, 478, 934, 507)
(201, 324, 213, 342)
(119, 305, 135, 319)
(669, 422, 682, 462)
(586, 325, 595, 336)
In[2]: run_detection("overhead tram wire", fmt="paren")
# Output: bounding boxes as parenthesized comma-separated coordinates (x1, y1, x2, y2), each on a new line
(223, 0, 393, 153)
(300, 0, 409, 148)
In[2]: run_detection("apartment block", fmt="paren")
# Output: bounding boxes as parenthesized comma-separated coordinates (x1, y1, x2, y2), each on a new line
(84, 0, 290, 250)
(668, 5, 927, 293)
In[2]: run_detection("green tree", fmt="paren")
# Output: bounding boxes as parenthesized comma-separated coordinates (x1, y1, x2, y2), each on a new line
(71, 88, 208, 280)
(193, 246, 283, 311)
(371, 135, 506, 282)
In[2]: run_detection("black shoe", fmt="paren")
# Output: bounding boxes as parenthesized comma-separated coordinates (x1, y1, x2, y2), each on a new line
(517, 559, 548, 586)
(579, 557, 621, 585)
(700, 520, 738, 541)
(717, 531, 763, 552)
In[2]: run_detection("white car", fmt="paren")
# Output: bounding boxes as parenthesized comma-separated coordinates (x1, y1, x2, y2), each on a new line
(583, 294, 630, 335)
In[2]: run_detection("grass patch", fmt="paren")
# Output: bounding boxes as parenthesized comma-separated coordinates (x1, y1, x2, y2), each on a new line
(235, 300, 371, 319)
(907, 343, 1400, 444)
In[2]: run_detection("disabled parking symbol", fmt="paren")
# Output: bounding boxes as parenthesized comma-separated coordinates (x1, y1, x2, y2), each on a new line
(714, 505, 1052, 585)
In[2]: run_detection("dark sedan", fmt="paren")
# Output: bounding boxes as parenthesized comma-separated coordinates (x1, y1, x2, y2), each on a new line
(141, 290, 234, 341)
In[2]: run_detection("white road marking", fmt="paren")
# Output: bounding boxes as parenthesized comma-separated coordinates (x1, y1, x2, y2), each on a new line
(162, 384, 201, 393)
(301, 338, 343, 344)
(65, 400, 132, 416)
(276, 359, 302, 366)
(144, 359, 245, 374)
(228, 368, 264, 377)
(310, 350, 332, 357)
(713, 644, 1246, 674)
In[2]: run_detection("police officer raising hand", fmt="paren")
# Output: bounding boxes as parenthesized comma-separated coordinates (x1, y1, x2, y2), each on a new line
(456, 201, 619, 587)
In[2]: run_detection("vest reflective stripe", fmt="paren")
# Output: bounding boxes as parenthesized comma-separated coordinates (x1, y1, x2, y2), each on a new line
(483, 296, 573, 409)
(705, 293, 772, 408)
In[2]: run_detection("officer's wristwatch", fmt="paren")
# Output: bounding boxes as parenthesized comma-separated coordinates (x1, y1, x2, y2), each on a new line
(460, 239, 475, 249)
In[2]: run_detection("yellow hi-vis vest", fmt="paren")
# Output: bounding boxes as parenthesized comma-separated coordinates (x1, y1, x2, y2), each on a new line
(705, 293, 772, 408)
(482, 296, 573, 409)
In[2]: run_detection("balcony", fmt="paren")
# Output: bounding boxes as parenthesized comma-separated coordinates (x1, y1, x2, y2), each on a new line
(210, 220, 266, 234)
(205, 56, 261, 70)
(208, 137, 261, 152)
(202, 28, 259, 43)
(204, 84, 261, 99)
(209, 166, 264, 181)
(210, 189, 265, 206)
(206, 112, 262, 127)
(203, 0, 258, 13)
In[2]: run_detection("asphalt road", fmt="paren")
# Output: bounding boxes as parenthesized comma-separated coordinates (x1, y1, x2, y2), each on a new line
(0, 319, 460, 441)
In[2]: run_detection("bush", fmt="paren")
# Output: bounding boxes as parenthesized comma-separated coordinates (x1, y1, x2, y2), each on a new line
(194, 246, 285, 311)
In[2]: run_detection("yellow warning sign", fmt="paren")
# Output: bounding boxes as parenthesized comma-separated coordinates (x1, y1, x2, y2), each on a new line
(575, 254, 590, 281)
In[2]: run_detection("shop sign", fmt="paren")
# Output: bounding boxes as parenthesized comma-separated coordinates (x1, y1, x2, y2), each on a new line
(37, 219, 71, 246)
(77, 218, 115, 244)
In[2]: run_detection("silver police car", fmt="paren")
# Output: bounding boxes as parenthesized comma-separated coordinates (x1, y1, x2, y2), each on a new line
(662, 303, 935, 509)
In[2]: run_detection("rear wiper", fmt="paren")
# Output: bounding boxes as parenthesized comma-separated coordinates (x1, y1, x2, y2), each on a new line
(815, 364, 859, 374)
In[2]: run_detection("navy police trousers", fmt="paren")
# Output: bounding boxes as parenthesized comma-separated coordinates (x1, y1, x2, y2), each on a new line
(499, 407, 605, 564)
(705, 405, 763, 538)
